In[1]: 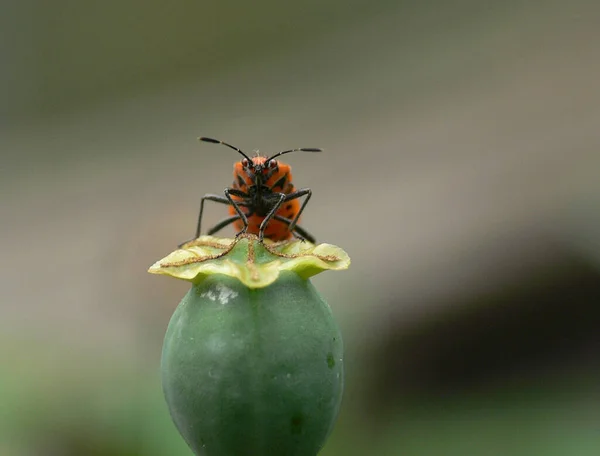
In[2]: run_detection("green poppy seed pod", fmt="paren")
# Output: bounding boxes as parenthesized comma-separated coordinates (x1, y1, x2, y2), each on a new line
(149, 235, 350, 456)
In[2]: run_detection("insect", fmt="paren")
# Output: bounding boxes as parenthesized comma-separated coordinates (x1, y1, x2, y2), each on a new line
(187, 136, 322, 244)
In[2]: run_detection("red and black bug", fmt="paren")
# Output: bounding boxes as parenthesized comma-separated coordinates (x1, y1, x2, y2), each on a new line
(186, 136, 322, 244)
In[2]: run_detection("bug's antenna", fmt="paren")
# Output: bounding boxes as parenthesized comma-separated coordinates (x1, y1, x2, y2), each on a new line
(266, 147, 323, 163)
(199, 137, 253, 162)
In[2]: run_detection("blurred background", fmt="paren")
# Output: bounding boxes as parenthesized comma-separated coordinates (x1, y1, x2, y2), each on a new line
(2, 0, 600, 454)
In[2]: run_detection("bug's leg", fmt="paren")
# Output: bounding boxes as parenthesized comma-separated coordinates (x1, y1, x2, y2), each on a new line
(178, 194, 231, 247)
(283, 188, 312, 233)
(194, 194, 231, 239)
(273, 215, 316, 243)
(224, 188, 250, 237)
(206, 215, 241, 236)
(259, 193, 286, 242)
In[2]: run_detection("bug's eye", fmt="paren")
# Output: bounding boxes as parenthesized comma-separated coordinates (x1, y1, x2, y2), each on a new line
(268, 160, 278, 169)
(242, 158, 250, 168)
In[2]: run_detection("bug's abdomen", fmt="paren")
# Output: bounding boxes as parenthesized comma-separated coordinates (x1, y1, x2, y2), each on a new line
(228, 190, 301, 241)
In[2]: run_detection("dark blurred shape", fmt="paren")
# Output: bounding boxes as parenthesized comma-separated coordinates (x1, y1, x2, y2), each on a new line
(369, 242, 600, 410)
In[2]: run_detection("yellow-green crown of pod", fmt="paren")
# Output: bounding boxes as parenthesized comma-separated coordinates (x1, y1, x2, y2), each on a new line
(148, 234, 350, 288)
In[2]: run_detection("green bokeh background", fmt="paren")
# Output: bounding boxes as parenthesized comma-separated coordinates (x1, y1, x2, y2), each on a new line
(2, 1, 600, 455)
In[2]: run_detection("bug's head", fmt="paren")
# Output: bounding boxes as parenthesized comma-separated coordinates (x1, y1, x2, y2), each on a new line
(238, 156, 279, 183)
(199, 137, 323, 182)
